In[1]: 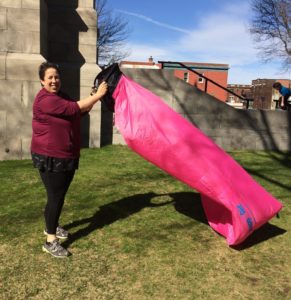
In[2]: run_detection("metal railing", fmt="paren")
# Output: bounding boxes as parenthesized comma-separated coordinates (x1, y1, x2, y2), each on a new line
(158, 61, 254, 109)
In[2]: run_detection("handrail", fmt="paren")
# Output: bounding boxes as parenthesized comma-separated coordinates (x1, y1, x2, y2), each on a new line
(158, 61, 254, 109)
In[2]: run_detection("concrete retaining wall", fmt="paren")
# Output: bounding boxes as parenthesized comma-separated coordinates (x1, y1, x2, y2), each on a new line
(109, 68, 291, 151)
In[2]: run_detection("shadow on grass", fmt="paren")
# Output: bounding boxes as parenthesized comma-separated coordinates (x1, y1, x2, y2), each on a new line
(244, 167, 291, 193)
(232, 222, 286, 250)
(63, 192, 172, 248)
(171, 192, 286, 250)
(63, 191, 285, 250)
(170, 192, 208, 225)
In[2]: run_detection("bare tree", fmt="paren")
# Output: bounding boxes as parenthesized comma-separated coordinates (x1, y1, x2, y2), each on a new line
(249, 0, 291, 67)
(95, 0, 131, 65)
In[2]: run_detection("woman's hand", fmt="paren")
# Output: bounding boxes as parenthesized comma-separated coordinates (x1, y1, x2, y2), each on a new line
(95, 81, 108, 100)
(78, 81, 108, 113)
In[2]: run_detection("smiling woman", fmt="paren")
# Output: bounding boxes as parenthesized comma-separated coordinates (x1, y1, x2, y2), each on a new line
(39, 66, 61, 94)
(30, 61, 108, 258)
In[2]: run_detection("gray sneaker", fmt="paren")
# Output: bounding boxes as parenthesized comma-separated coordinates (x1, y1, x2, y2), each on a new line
(42, 240, 70, 258)
(44, 226, 69, 239)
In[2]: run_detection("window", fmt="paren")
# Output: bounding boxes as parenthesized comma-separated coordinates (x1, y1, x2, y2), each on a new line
(198, 76, 204, 83)
(229, 95, 235, 103)
(183, 72, 189, 82)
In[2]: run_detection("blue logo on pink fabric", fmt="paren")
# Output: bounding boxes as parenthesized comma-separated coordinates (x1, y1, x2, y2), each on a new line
(237, 204, 246, 215)
(237, 204, 255, 231)
(246, 218, 253, 230)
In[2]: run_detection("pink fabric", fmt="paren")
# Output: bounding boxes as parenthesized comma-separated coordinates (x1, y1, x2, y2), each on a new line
(113, 75, 282, 245)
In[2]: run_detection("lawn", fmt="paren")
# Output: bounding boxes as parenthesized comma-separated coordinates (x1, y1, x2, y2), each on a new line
(0, 145, 290, 299)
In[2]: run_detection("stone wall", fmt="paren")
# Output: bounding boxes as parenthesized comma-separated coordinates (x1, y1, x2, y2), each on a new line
(0, 0, 43, 160)
(0, 0, 101, 160)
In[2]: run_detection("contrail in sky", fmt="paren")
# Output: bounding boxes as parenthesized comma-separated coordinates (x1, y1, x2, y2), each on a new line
(116, 9, 191, 34)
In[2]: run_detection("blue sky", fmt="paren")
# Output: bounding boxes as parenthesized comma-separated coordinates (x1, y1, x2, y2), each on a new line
(103, 0, 290, 84)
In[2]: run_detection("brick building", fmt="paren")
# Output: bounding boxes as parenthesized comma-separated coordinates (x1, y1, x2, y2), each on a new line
(167, 62, 229, 102)
(120, 57, 291, 110)
(227, 84, 252, 109)
(120, 56, 160, 69)
(120, 57, 229, 102)
(252, 79, 291, 110)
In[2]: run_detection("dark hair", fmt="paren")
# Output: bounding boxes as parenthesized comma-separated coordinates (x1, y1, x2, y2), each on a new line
(38, 62, 60, 80)
(273, 82, 282, 89)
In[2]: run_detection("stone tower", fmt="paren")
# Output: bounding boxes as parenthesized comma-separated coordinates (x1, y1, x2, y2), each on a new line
(0, 0, 101, 160)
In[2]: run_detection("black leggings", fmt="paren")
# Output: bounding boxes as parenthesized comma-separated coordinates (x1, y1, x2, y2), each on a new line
(39, 170, 75, 234)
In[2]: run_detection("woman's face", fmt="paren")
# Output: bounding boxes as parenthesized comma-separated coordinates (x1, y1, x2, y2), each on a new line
(41, 67, 61, 93)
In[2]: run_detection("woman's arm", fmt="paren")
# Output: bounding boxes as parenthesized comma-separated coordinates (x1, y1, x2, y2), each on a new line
(77, 81, 108, 113)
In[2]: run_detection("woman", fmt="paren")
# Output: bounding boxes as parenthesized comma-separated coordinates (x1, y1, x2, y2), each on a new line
(31, 62, 108, 258)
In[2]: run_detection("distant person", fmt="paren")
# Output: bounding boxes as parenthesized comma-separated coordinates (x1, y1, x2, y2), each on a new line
(273, 82, 291, 110)
(31, 62, 108, 258)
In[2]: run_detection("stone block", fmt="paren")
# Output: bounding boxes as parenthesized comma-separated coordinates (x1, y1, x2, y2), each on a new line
(90, 99, 101, 112)
(172, 81, 227, 115)
(0, 31, 7, 52)
(77, 8, 97, 27)
(1, 136, 22, 160)
(260, 110, 290, 131)
(0, 7, 6, 29)
(0, 0, 21, 8)
(220, 108, 253, 130)
(80, 86, 95, 99)
(254, 133, 278, 151)
(113, 125, 125, 145)
(113, 132, 126, 145)
(79, 44, 97, 63)
(219, 137, 233, 151)
(20, 110, 33, 142)
(0, 52, 6, 79)
(183, 113, 221, 129)
(6, 53, 43, 81)
(6, 30, 40, 53)
(20, 137, 31, 159)
(222, 109, 289, 133)
(21, 0, 40, 9)
(229, 130, 258, 150)
(6, 106, 24, 132)
(206, 135, 222, 147)
(79, 0, 95, 8)
(22, 81, 41, 108)
(277, 136, 291, 151)
(0, 79, 22, 108)
(79, 28, 97, 45)
(124, 69, 176, 92)
(172, 92, 199, 114)
(2, 109, 26, 159)
(88, 109, 101, 147)
(80, 63, 101, 87)
(0, 110, 6, 139)
(7, 8, 40, 32)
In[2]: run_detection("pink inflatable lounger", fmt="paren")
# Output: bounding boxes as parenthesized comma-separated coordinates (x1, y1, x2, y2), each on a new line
(94, 64, 283, 246)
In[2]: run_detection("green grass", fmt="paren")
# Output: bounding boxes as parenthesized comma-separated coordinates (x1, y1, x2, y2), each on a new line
(0, 145, 290, 299)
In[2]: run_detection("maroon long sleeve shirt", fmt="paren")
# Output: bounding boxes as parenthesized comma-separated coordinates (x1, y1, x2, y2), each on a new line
(31, 88, 81, 159)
